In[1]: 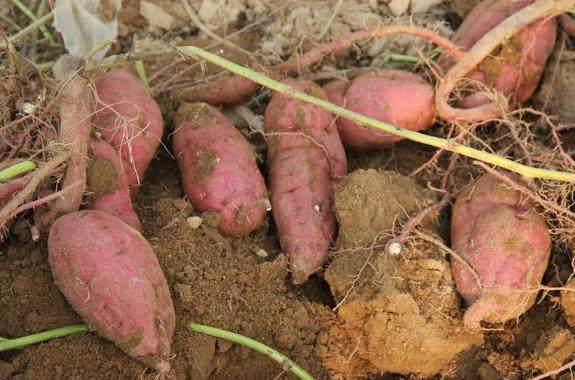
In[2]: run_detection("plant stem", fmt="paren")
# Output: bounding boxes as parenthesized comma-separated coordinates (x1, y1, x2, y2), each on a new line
(0, 161, 36, 182)
(0, 325, 88, 352)
(134, 60, 150, 90)
(2, 11, 54, 49)
(388, 53, 420, 63)
(188, 322, 314, 380)
(10, 0, 54, 43)
(176, 45, 575, 183)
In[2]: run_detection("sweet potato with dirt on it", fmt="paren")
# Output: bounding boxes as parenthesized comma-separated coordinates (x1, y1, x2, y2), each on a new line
(324, 70, 435, 150)
(48, 210, 175, 374)
(444, 0, 557, 107)
(173, 102, 268, 236)
(87, 140, 142, 231)
(264, 79, 347, 284)
(451, 173, 551, 328)
(93, 68, 164, 196)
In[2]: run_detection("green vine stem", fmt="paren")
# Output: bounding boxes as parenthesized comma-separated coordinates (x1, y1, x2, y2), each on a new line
(188, 322, 314, 380)
(176, 46, 575, 183)
(0, 161, 36, 182)
(10, 0, 54, 43)
(0, 325, 89, 352)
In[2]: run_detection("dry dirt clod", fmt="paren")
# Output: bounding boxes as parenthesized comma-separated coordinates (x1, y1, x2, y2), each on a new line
(561, 278, 575, 328)
(318, 169, 483, 378)
(521, 326, 575, 373)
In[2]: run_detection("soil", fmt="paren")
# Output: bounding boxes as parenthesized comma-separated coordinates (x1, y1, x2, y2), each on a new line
(2, 0, 575, 379)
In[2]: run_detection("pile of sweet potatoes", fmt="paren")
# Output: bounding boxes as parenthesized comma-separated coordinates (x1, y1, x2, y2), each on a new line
(6, 0, 573, 375)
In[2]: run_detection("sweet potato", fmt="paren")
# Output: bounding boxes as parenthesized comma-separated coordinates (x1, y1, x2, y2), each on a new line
(264, 79, 347, 284)
(324, 70, 435, 150)
(87, 140, 142, 231)
(451, 173, 551, 328)
(447, 0, 557, 107)
(48, 210, 175, 373)
(93, 68, 164, 196)
(173, 102, 268, 236)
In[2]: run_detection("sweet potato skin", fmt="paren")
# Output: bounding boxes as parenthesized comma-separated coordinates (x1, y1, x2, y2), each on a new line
(450, 0, 557, 107)
(324, 70, 435, 150)
(264, 79, 347, 283)
(87, 140, 142, 231)
(451, 174, 551, 328)
(173, 102, 268, 236)
(93, 68, 164, 195)
(48, 210, 175, 373)
(176, 75, 260, 106)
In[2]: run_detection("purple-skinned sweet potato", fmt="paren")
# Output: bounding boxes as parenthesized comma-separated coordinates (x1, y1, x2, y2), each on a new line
(324, 70, 435, 150)
(451, 173, 551, 328)
(48, 210, 175, 374)
(264, 79, 347, 284)
(87, 140, 142, 231)
(446, 0, 557, 107)
(173, 102, 268, 236)
(93, 68, 164, 196)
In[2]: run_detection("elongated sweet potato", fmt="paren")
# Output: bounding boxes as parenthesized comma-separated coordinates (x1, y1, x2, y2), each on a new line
(324, 70, 435, 150)
(87, 140, 142, 231)
(48, 210, 175, 373)
(173, 102, 268, 236)
(93, 68, 164, 196)
(264, 79, 347, 284)
(451, 173, 551, 328)
(447, 0, 557, 107)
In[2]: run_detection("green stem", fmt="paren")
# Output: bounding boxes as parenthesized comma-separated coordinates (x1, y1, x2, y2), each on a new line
(134, 60, 150, 90)
(388, 53, 420, 63)
(0, 161, 36, 182)
(2, 11, 54, 48)
(10, 0, 54, 43)
(188, 322, 314, 380)
(0, 325, 89, 352)
(177, 45, 575, 183)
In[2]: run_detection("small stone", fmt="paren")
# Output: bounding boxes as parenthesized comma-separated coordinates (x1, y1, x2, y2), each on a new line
(313, 204, 320, 212)
(388, 242, 402, 256)
(187, 216, 203, 229)
(22, 103, 36, 114)
(255, 249, 268, 258)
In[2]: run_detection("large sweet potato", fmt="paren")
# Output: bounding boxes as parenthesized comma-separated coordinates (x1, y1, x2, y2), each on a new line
(48, 210, 175, 373)
(324, 70, 435, 150)
(451, 173, 551, 328)
(173, 102, 268, 236)
(93, 68, 164, 196)
(448, 0, 557, 107)
(264, 79, 347, 284)
(87, 140, 142, 231)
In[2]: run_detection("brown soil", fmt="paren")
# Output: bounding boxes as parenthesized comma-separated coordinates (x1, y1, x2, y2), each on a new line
(318, 169, 483, 378)
(2, 0, 575, 379)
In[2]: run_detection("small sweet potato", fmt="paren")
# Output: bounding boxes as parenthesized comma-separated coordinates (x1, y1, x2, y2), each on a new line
(93, 68, 164, 195)
(87, 140, 142, 231)
(173, 102, 268, 236)
(448, 0, 557, 107)
(324, 70, 435, 150)
(264, 79, 347, 283)
(451, 173, 551, 328)
(48, 210, 175, 373)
